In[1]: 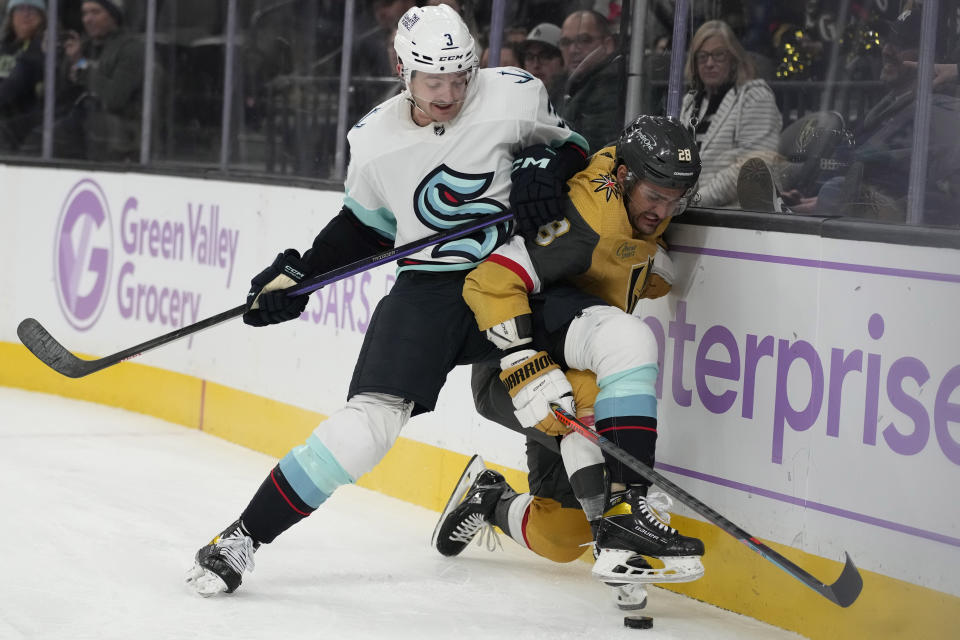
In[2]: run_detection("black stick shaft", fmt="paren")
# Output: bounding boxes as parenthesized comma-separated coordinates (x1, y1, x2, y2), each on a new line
(551, 404, 863, 608)
(287, 212, 512, 296)
(18, 213, 513, 378)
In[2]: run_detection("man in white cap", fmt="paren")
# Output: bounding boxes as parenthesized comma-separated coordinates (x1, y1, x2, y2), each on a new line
(520, 22, 565, 106)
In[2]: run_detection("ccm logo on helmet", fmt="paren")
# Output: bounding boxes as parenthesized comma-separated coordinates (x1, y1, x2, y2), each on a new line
(439, 54, 466, 61)
(502, 353, 558, 391)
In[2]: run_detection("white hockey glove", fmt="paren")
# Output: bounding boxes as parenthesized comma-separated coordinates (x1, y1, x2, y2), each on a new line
(499, 349, 575, 436)
(644, 245, 675, 299)
(485, 315, 534, 351)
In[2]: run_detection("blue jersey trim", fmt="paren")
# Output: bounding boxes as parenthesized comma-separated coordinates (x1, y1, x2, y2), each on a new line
(344, 193, 397, 241)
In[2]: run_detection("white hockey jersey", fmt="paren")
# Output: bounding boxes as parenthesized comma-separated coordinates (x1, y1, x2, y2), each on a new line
(343, 67, 587, 272)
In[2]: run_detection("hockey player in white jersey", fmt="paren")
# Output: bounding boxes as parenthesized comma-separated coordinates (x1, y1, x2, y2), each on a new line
(185, 4, 588, 596)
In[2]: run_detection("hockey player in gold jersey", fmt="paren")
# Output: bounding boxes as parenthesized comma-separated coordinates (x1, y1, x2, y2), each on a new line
(434, 116, 706, 609)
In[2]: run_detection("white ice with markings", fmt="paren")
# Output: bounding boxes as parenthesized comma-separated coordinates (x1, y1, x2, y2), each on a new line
(0, 386, 803, 639)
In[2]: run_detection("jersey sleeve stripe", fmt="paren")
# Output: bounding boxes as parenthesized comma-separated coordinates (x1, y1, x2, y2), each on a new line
(343, 194, 397, 241)
(487, 253, 535, 292)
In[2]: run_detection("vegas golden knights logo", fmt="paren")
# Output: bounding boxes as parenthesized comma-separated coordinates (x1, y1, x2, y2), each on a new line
(625, 258, 653, 313)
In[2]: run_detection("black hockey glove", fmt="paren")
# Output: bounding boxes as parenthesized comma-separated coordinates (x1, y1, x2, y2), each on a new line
(509, 143, 585, 240)
(243, 249, 311, 327)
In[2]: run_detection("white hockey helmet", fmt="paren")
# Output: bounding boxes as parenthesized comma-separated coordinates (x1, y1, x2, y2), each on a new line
(393, 4, 479, 85)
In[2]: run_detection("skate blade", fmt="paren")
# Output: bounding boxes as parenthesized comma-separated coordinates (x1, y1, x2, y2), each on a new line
(185, 563, 230, 597)
(592, 549, 705, 584)
(430, 454, 487, 548)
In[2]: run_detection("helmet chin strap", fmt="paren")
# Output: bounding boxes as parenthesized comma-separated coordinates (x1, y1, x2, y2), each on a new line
(406, 96, 434, 124)
(405, 90, 466, 126)
(405, 95, 466, 136)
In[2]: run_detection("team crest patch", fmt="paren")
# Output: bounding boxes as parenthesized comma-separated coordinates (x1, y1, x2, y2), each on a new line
(625, 257, 653, 313)
(591, 173, 621, 201)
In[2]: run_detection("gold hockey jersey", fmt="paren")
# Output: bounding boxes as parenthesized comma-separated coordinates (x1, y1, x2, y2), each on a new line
(464, 147, 670, 331)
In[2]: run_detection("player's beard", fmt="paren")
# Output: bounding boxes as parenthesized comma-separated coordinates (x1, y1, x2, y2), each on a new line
(623, 190, 664, 236)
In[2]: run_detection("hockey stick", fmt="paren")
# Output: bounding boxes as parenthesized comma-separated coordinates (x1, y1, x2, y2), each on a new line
(550, 404, 863, 608)
(18, 213, 514, 378)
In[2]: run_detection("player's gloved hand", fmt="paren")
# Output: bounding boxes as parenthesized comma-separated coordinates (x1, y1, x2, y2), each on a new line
(243, 249, 311, 327)
(509, 144, 569, 240)
(643, 244, 675, 300)
(499, 348, 575, 436)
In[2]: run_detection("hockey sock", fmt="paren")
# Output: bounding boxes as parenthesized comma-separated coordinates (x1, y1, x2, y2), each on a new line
(595, 364, 659, 485)
(240, 464, 315, 544)
(241, 434, 355, 544)
(491, 486, 523, 539)
(559, 420, 608, 521)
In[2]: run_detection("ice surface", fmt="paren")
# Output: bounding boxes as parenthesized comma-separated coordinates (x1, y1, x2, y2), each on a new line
(0, 387, 803, 639)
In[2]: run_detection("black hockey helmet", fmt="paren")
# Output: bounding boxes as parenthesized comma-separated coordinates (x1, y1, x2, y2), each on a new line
(615, 115, 701, 196)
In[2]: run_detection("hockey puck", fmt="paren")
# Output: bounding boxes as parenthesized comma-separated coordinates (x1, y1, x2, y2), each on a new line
(623, 615, 654, 629)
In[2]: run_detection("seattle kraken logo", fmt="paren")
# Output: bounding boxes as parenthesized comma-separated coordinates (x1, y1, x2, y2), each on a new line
(414, 165, 509, 261)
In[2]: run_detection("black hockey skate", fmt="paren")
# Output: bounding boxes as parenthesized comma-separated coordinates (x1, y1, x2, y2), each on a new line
(432, 455, 511, 557)
(591, 488, 704, 584)
(185, 519, 260, 596)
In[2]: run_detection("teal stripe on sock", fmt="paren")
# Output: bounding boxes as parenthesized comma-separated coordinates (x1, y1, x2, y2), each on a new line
(278, 434, 355, 509)
(596, 364, 659, 420)
(595, 394, 657, 420)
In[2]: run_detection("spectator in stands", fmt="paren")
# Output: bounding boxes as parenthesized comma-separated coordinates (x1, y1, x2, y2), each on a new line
(652, 34, 669, 55)
(558, 9, 623, 151)
(480, 42, 519, 68)
(372, 0, 418, 34)
(0, 0, 45, 152)
(353, 0, 418, 78)
(679, 19, 781, 207)
(426, 0, 479, 41)
(902, 60, 960, 87)
(57, 0, 144, 161)
(739, 7, 960, 226)
(519, 22, 565, 106)
(504, 24, 528, 46)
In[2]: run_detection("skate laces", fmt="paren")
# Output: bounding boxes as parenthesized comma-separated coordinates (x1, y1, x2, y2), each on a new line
(450, 513, 502, 552)
(216, 529, 257, 575)
(639, 491, 676, 532)
(476, 521, 503, 552)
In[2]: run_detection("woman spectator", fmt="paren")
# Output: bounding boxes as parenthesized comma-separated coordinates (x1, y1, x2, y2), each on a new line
(0, 0, 46, 152)
(679, 20, 781, 207)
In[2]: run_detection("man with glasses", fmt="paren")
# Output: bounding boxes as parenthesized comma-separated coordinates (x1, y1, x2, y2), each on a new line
(557, 9, 623, 151)
(433, 116, 707, 610)
(519, 22, 565, 106)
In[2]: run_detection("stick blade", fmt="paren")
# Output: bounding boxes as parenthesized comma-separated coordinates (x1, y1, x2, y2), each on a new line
(825, 552, 863, 608)
(17, 318, 94, 378)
